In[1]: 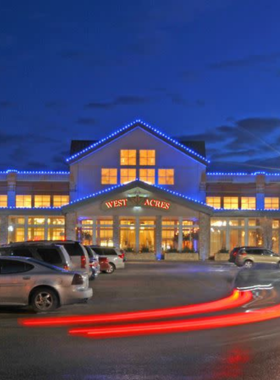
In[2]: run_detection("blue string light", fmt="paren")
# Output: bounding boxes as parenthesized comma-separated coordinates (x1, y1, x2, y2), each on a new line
(207, 172, 280, 176)
(0, 206, 62, 210)
(0, 170, 70, 175)
(66, 119, 210, 164)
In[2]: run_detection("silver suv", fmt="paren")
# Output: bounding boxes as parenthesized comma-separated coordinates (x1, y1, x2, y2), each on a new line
(90, 246, 125, 274)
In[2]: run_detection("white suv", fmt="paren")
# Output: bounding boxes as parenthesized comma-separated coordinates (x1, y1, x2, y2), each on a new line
(90, 247, 125, 274)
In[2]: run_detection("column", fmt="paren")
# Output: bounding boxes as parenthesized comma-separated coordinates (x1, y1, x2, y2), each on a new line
(65, 212, 76, 240)
(113, 215, 120, 249)
(135, 217, 140, 253)
(178, 217, 183, 252)
(92, 217, 97, 245)
(155, 215, 162, 257)
(199, 212, 210, 261)
(226, 218, 230, 250)
(256, 174, 265, 209)
(0, 215, 8, 244)
(260, 217, 273, 249)
(7, 172, 16, 207)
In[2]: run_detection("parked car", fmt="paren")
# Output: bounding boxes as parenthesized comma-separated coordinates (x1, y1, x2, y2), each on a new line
(235, 247, 280, 268)
(0, 257, 93, 312)
(90, 246, 125, 273)
(0, 242, 72, 271)
(84, 246, 100, 280)
(29, 240, 91, 278)
(229, 246, 248, 263)
(99, 256, 114, 273)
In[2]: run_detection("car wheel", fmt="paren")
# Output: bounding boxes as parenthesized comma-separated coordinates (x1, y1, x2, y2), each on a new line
(106, 262, 115, 274)
(31, 287, 59, 313)
(243, 260, 253, 269)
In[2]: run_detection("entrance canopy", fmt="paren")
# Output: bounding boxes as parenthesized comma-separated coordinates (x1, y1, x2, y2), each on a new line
(62, 180, 213, 219)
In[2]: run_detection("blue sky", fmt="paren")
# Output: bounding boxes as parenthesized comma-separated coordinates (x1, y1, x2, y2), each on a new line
(1, 0, 280, 172)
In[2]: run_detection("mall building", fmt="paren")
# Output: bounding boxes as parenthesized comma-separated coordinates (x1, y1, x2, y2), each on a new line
(1, 119, 280, 260)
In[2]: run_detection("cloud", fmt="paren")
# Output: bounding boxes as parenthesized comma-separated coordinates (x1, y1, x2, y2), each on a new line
(209, 52, 280, 70)
(76, 118, 97, 126)
(166, 93, 205, 108)
(85, 96, 149, 110)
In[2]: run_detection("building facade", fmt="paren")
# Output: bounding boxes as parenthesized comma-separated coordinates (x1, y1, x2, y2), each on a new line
(1, 120, 280, 260)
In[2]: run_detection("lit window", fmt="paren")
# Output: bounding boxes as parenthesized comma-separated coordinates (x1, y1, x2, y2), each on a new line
(206, 197, 221, 209)
(223, 197, 239, 209)
(120, 150, 136, 166)
(241, 197, 256, 210)
(16, 195, 32, 208)
(0, 195, 7, 207)
(139, 169, 155, 184)
(120, 169, 136, 184)
(265, 197, 279, 210)
(158, 169, 174, 185)
(53, 195, 69, 207)
(34, 195, 51, 207)
(101, 169, 117, 185)
(48, 228, 65, 240)
(28, 217, 45, 225)
(140, 150, 155, 166)
(28, 227, 45, 241)
(47, 217, 65, 225)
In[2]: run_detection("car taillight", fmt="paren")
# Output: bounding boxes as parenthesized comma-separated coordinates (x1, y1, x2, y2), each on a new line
(63, 264, 70, 270)
(81, 255, 86, 269)
(118, 253, 124, 259)
(72, 273, 84, 285)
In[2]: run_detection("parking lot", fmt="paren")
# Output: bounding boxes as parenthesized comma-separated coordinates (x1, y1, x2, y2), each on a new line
(2, 261, 280, 380)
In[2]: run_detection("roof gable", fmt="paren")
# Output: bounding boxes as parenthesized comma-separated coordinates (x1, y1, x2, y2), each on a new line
(66, 119, 209, 165)
(62, 180, 213, 214)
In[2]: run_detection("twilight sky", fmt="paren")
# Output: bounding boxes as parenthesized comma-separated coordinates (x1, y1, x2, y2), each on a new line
(1, 0, 280, 172)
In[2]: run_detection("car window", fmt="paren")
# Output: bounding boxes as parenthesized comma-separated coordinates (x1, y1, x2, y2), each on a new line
(0, 248, 11, 256)
(36, 248, 63, 265)
(0, 260, 34, 274)
(61, 243, 83, 256)
(11, 248, 33, 258)
(247, 249, 262, 255)
(102, 249, 117, 256)
(91, 247, 103, 255)
(85, 246, 93, 258)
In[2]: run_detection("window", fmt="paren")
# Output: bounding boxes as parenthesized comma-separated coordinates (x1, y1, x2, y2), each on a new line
(120, 150, 136, 165)
(158, 169, 174, 185)
(206, 197, 221, 209)
(0, 195, 7, 207)
(120, 169, 136, 184)
(37, 248, 62, 265)
(140, 150, 155, 166)
(11, 248, 33, 258)
(53, 195, 69, 207)
(16, 195, 32, 208)
(265, 197, 279, 210)
(223, 197, 239, 209)
(34, 195, 51, 207)
(28, 217, 45, 225)
(241, 197, 256, 210)
(139, 169, 155, 184)
(101, 169, 117, 184)
(0, 260, 33, 274)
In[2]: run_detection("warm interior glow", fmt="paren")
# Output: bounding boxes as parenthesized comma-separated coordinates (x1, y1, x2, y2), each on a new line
(158, 169, 174, 185)
(120, 169, 136, 184)
(101, 168, 117, 184)
(16, 195, 32, 208)
(120, 150, 136, 166)
(139, 150, 155, 166)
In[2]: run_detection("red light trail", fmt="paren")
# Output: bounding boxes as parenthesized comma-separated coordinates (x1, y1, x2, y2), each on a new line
(19, 289, 251, 327)
(69, 300, 280, 340)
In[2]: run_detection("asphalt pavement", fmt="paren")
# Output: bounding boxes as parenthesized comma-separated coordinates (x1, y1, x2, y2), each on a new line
(1, 261, 280, 380)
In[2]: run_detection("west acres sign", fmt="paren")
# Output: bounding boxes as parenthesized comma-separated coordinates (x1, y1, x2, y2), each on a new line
(103, 196, 171, 211)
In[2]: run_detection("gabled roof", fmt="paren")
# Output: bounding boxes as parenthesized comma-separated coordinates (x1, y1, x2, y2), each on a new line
(66, 119, 210, 165)
(62, 180, 213, 215)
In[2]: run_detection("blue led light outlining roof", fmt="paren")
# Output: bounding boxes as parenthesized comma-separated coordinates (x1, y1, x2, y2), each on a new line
(0, 207, 62, 210)
(66, 119, 210, 165)
(207, 171, 280, 176)
(0, 170, 70, 175)
(65, 179, 213, 208)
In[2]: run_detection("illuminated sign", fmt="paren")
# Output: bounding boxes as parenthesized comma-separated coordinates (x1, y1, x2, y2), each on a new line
(103, 196, 170, 211)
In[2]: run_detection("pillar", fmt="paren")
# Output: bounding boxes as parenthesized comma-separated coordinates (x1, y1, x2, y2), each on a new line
(92, 217, 97, 245)
(7, 172, 16, 207)
(0, 215, 8, 244)
(260, 217, 273, 249)
(135, 217, 140, 253)
(65, 212, 76, 240)
(178, 217, 183, 252)
(199, 212, 210, 260)
(155, 215, 162, 257)
(113, 215, 119, 249)
(256, 174, 265, 209)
